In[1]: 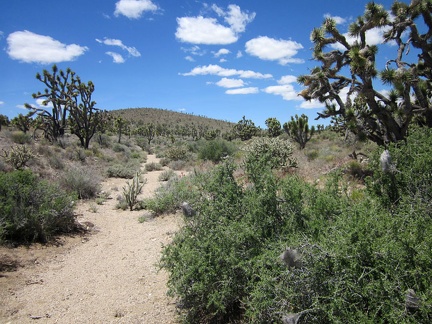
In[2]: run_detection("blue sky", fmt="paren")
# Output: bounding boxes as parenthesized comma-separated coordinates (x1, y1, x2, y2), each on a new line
(0, 0, 399, 128)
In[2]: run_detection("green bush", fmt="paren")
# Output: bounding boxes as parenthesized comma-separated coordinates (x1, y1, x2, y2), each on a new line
(198, 138, 237, 163)
(144, 173, 200, 215)
(60, 166, 101, 199)
(242, 137, 297, 183)
(161, 140, 432, 323)
(0, 170, 76, 244)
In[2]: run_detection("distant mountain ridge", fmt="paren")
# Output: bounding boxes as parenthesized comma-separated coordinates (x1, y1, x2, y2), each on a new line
(109, 108, 234, 133)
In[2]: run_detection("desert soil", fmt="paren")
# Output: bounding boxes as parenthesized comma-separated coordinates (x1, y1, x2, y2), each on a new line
(0, 155, 182, 324)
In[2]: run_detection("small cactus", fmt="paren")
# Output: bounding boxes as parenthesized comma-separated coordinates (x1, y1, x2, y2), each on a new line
(122, 172, 146, 211)
(1, 145, 35, 170)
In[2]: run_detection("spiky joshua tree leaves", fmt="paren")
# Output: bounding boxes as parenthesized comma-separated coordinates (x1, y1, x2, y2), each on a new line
(283, 114, 315, 149)
(298, 0, 432, 146)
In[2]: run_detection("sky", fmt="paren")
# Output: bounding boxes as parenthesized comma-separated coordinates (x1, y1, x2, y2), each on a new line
(0, 0, 401, 128)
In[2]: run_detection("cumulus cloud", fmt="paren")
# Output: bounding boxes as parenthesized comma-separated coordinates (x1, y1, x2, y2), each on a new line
(214, 48, 230, 57)
(0, 101, 4, 105)
(6, 30, 88, 64)
(114, 0, 158, 19)
(106, 52, 125, 63)
(176, 4, 255, 45)
(216, 78, 245, 88)
(96, 37, 141, 57)
(226, 87, 259, 95)
(263, 84, 300, 101)
(181, 64, 272, 79)
(176, 17, 237, 45)
(278, 75, 298, 84)
(245, 36, 304, 65)
(212, 4, 256, 33)
(263, 75, 302, 101)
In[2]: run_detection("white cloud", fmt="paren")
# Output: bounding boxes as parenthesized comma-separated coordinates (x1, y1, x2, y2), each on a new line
(176, 4, 255, 45)
(212, 4, 256, 33)
(7, 30, 88, 64)
(185, 56, 195, 62)
(226, 87, 258, 95)
(324, 14, 347, 25)
(214, 48, 230, 57)
(176, 16, 237, 45)
(106, 52, 125, 63)
(278, 75, 297, 84)
(245, 36, 304, 65)
(114, 0, 158, 19)
(0, 101, 4, 105)
(216, 78, 245, 88)
(300, 99, 324, 109)
(236, 50, 243, 58)
(263, 84, 301, 101)
(96, 37, 141, 57)
(181, 64, 272, 79)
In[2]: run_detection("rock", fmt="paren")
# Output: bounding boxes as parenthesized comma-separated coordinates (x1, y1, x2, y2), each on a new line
(181, 202, 196, 217)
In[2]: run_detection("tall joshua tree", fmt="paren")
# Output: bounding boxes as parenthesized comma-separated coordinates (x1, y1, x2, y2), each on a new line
(283, 114, 315, 149)
(298, 0, 432, 146)
(26, 65, 103, 148)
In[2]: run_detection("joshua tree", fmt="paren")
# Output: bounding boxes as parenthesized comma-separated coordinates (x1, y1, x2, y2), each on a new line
(265, 117, 282, 137)
(298, 0, 432, 146)
(26, 65, 103, 148)
(233, 116, 259, 141)
(283, 114, 315, 149)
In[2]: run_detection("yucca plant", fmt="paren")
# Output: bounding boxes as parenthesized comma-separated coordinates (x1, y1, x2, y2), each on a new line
(123, 172, 146, 211)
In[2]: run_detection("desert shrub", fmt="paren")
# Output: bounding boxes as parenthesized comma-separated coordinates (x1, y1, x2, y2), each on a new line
(112, 142, 130, 153)
(60, 166, 101, 199)
(143, 173, 200, 215)
(1, 145, 35, 170)
(305, 149, 319, 161)
(96, 133, 111, 148)
(145, 162, 163, 172)
(242, 137, 296, 183)
(48, 154, 65, 170)
(345, 160, 371, 180)
(161, 149, 432, 322)
(198, 138, 237, 163)
(107, 159, 141, 179)
(9, 131, 32, 144)
(368, 126, 432, 208)
(158, 169, 176, 182)
(0, 170, 76, 244)
(165, 145, 189, 161)
(168, 160, 186, 170)
(159, 157, 170, 167)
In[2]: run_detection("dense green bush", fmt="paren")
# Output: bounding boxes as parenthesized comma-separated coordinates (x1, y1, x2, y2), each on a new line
(0, 170, 76, 244)
(198, 138, 237, 163)
(160, 129, 432, 323)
